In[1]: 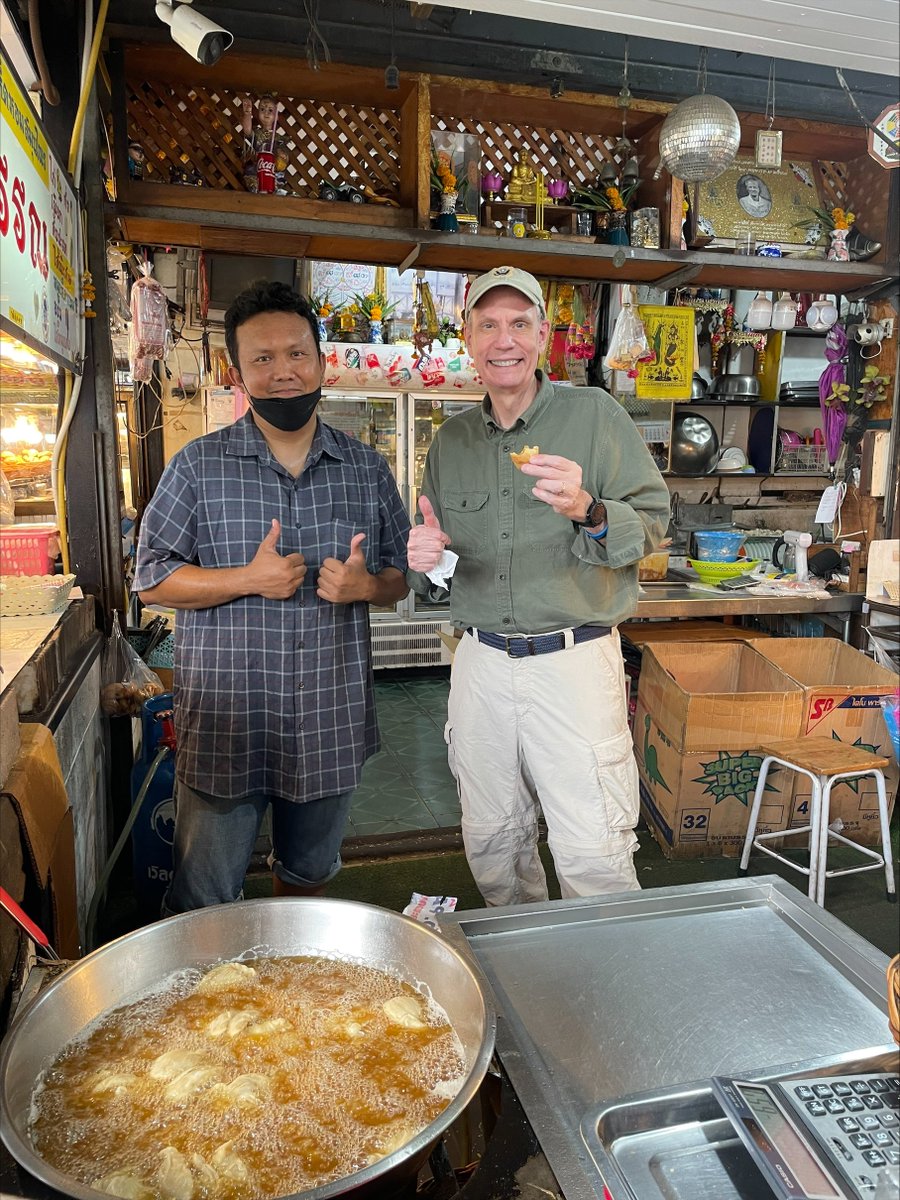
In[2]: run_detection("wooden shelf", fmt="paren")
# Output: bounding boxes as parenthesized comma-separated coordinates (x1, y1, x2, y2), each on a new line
(110, 191, 895, 296)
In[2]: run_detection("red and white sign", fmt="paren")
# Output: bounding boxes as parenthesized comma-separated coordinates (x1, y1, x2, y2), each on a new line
(0, 51, 80, 370)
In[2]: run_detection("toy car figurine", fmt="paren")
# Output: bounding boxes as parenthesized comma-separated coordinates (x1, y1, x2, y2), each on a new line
(317, 180, 365, 204)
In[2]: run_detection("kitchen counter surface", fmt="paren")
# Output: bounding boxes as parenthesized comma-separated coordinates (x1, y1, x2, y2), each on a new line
(636, 585, 864, 621)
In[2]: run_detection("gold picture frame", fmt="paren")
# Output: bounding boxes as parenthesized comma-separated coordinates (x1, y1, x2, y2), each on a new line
(635, 306, 695, 401)
(691, 155, 820, 250)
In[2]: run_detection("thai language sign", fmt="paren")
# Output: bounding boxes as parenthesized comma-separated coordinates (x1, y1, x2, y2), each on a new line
(0, 51, 80, 370)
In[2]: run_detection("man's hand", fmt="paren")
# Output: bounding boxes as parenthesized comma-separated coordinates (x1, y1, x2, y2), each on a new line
(407, 496, 451, 572)
(317, 533, 372, 604)
(520, 454, 592, 522)
(247, 519, 306, 599)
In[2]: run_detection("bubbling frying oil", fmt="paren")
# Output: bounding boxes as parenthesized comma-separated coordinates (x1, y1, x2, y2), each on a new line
(30, 956, 467, 1200)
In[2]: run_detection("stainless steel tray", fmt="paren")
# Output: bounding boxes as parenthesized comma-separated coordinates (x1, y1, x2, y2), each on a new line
(440, 877, 895, 1200)
(582, 1046, 898, 1200)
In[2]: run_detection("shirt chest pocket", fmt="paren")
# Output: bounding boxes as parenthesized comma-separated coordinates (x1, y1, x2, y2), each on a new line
(330, 517, 380, 573)
(519, 490, 570, 547)
(442, 490, 490, 552)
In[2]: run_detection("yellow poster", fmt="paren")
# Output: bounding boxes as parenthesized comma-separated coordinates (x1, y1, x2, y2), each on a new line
(635, 306, 694, 401)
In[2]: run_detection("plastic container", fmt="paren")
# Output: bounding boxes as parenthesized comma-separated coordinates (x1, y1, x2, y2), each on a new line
(0, 525, 59, 575)
(688, 558, 760, 585)
(638, 550, 671, 581)
(692, 529, 746, 562)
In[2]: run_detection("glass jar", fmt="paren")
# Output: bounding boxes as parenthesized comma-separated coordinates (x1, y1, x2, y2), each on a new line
(746, 291, 773, 330)
(507, 207, 527, 238)
(771, 292, 799, 330)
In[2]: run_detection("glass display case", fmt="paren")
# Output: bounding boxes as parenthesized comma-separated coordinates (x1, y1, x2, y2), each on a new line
(318, 391, 408, 616)
(0, 329, 60, 517)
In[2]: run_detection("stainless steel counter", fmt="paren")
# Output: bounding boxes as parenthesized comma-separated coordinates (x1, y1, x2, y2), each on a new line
(441, 877, 897, 1200)
(636, 586, 865, 620)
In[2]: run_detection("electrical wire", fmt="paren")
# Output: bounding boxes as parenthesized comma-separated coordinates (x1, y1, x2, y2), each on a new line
(26, 0, 61, 104)
(835, 69, 900, 156)
(303, 0, 331, 71)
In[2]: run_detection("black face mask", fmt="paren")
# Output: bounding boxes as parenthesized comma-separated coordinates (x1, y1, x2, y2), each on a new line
(248, 386, 321, 432)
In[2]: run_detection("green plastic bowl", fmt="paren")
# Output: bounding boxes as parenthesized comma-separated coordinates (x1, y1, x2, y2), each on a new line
(688, 558, 760, 585)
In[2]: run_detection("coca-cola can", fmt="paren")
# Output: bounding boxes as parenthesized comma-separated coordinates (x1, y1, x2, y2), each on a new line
(256, 152, 276, 193)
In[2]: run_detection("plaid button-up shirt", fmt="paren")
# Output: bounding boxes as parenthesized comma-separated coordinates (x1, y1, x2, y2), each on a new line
(134, 413, 410, 802)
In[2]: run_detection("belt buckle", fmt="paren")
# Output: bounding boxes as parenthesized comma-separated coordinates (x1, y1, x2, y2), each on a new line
(505, 635, 536, 657)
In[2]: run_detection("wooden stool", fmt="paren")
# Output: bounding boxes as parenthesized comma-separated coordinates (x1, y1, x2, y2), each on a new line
(739, 737, 897, 907)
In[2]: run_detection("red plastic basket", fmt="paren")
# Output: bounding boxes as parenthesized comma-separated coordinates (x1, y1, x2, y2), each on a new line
(0, 525, 60, 576)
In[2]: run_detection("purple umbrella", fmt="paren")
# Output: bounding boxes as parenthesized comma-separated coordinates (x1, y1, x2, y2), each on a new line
(818, 324, 848, 464)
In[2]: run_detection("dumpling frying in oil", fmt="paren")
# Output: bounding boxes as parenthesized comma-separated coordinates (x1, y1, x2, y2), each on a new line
(194, 962, 257, 994)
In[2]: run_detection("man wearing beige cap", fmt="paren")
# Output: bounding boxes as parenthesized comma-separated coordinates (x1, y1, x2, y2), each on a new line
(407, 265, 670, 905)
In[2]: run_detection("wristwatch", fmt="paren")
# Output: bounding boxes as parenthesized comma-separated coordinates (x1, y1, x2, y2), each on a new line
(574, 496, 606, 528)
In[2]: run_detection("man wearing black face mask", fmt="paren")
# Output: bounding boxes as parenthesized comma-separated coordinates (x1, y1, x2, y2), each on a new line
(134, 281, 410, 913)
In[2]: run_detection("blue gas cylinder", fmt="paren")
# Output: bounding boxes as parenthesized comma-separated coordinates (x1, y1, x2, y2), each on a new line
(130, 693, 176, 918)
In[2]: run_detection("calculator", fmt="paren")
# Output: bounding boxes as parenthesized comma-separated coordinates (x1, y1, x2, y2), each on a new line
(712, 1071, 900, 1199)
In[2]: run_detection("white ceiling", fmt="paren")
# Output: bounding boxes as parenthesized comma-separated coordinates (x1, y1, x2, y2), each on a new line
(428, 0, 900, 77)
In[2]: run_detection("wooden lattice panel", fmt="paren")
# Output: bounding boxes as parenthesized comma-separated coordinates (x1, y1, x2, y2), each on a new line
(126, 80, 402, 198)
(431, 113, 623, 187)
(815, 161, 850, 211)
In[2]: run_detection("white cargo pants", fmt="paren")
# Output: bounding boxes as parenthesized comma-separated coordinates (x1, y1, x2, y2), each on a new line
(446, 629, 640, 906)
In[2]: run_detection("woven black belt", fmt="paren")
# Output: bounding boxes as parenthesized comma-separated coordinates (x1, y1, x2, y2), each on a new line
(468, 625, 611, 658)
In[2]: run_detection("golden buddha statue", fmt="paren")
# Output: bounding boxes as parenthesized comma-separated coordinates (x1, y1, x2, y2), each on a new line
(506, 151, 537, 204)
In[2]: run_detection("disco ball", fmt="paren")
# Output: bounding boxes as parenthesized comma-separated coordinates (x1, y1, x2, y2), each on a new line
(658, 93, 741, 183)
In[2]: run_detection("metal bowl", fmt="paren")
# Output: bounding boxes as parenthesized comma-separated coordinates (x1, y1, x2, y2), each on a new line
(690, 373, 708, 399)
(670, 413, 720, 475)
(709, 374, 761, 399)
(0, 898, 496, 1200)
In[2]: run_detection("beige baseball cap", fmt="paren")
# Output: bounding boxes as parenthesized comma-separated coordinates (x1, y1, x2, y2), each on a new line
(463, 266, 546, 321)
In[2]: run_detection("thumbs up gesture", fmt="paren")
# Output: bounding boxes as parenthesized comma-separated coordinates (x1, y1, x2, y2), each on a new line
(247, 519, 306, 599)
(407, 495, 451, 572)
(317, 532, 371, 604)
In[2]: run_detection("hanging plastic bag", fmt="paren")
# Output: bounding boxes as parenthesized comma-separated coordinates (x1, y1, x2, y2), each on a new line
(604, 286, 651, 374)
(879, 691, 900, 763)
(129, 264, 169, 383)
(100, 612, 165, 715)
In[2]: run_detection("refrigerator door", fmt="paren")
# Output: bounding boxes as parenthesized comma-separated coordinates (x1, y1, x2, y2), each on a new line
(319, 390, 407, 614)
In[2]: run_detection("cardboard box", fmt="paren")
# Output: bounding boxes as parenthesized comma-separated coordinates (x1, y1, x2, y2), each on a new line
(634, 642, 804, 858)
(751, 639, 898, 843)
(620, 621, 771, 647)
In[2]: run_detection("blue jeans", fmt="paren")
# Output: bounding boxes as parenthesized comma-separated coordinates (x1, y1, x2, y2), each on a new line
(162, 780, 355, 915)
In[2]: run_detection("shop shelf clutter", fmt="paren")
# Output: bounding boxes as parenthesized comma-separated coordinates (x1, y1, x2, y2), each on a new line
(109, 46, 896, 294)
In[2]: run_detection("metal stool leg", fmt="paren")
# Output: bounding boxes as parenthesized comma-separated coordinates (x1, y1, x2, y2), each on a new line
(739, 755, 775, 874)
(812, 774, 829, 907)
(874, 769, 897, 902)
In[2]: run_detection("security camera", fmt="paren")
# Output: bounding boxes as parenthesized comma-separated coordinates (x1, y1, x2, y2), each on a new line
(155, 2, 234, 67)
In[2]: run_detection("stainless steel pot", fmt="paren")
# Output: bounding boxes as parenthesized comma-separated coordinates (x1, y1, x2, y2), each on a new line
(0, 898, 496, 1200)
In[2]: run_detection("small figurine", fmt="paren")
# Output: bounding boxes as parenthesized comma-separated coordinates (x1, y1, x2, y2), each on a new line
(127, 140, 145, 180)
(506, 151, 537, 204)
(241, 93, 289, 195)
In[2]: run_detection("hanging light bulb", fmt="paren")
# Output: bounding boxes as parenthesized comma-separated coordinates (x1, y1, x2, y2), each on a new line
(384, 1, 399, 90)
(657, 48, 741, 183)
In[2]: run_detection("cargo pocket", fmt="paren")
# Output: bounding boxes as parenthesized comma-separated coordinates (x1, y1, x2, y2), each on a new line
(592, 730, 640, 840)
(442, 490, 490, 553)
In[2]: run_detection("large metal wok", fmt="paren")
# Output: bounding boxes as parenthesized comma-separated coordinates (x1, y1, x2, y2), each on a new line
(0, 898, 496, 1199)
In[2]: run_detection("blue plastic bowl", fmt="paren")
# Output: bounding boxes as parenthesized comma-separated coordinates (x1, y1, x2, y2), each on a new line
(693, 529, 746, 562)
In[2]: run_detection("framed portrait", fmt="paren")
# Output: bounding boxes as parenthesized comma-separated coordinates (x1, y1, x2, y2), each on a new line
(635, 306, 695, 401)
(691, 156, 820, 251)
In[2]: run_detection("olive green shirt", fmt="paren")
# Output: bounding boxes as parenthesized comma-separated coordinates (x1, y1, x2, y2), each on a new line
(407, 371, 670, 634)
